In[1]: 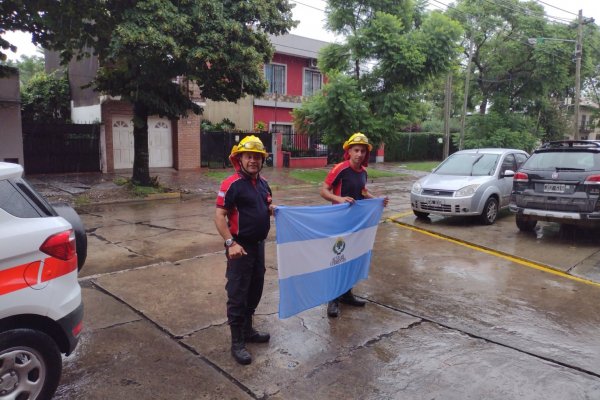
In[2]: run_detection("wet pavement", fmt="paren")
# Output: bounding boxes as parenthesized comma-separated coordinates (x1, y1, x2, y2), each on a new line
(28, 165, 600, 399)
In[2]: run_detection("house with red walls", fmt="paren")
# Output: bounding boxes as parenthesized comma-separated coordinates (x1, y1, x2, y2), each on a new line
(255, 34, 330, 168)
(254, 34, 329, 134)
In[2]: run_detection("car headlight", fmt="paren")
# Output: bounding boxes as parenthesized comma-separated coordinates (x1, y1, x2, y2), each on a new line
(454, 184, 480, 197)
(411, 181, 423, 195)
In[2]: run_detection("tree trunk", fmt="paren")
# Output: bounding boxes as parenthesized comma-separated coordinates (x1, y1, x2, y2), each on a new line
(131, 101, 152, 186)
(480, 97, 488, 115)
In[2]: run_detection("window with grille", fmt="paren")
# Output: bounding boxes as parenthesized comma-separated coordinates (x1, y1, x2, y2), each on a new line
(265, 64, 286, 94)
(303, 69, 322, 96)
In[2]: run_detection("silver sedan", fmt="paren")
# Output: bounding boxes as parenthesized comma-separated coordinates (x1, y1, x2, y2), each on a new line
(410, 148, 529, 224)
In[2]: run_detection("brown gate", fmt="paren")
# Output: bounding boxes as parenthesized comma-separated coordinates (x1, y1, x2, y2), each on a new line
(22, 122, 101, 174)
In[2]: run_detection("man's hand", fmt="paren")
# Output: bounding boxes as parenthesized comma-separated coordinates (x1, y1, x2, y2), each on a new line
(227, 242, 247, 259)
(339, 196, 355, 204)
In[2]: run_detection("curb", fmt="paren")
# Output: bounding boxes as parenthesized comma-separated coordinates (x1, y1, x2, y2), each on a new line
(74, 191, 182, 210)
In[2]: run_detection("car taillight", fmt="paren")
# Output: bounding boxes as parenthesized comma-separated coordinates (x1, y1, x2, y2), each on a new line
(584, 174, 600, 185)
(72, 321, 83, 337)
(514, 172, 529, 182)
(40, 230, 76, 261)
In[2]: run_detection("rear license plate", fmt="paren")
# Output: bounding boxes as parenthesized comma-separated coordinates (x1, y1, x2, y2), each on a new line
(543, 183, 566, 193)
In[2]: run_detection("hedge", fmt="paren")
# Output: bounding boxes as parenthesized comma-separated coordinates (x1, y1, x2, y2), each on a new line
(384, 132, 458, 162)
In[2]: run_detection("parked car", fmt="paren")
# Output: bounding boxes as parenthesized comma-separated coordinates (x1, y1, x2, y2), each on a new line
(510, 140, 600, 231)
(0, 162, 85, 399)
(411, 148, 529, 224)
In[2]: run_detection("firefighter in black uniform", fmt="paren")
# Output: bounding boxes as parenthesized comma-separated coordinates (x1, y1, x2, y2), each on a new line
(320, 132, 388, 317)
(214, 135, 274, 365)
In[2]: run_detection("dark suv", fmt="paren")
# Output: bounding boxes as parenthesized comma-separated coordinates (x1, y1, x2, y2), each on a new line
(510, 140, 600, 231)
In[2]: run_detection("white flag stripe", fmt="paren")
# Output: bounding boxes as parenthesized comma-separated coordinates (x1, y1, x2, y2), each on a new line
(276, 225, 379, 280)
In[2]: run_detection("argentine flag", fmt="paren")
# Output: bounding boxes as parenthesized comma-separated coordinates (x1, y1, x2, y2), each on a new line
(275, 198, 384, 319)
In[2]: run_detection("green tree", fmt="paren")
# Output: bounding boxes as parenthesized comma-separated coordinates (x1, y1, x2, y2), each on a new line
(446, 0, 600, 143)
(1, 0, 296, 185)
(21, 70, 71, 122)
(294, 1, 462, 147)
(463, 112, 537, 152)
(1, 54, 45, 86)
(293, 72, 372, 149)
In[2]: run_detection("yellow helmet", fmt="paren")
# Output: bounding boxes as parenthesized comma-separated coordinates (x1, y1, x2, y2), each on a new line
(229, 135, 268, 158)
(343, 132, 372, 151)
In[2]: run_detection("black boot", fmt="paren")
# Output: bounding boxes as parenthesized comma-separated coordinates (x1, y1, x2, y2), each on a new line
(339, 289, 366, 307)
(327, 299, 339, 317)
(244, 316, 270, 343)
(230, 325, 252, 365)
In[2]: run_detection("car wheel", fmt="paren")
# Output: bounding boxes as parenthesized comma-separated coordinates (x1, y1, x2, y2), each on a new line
(0, 329, 62, 400)
(413, 210, 430, 219)
(516, 214, 537, 231)
(51, 203, 87, 271)
(479, 197, 498, 225)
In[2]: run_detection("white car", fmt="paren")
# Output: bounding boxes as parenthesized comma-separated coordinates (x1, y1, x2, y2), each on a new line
(0, 162, 84, 399)
(410, 148, 529, 224)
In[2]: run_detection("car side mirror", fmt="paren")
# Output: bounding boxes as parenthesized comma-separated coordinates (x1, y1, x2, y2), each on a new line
(502, 169, 515, 178)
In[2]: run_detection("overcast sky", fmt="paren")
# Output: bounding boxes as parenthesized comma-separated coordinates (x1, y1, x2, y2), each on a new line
(3, 0, 600, 61)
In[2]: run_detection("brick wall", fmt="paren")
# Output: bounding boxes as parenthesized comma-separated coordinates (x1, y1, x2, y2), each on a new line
(174, 112, 201, 170)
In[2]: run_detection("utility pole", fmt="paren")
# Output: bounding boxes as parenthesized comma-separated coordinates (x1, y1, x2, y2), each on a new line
(459, 41, 474, 151)
(443, 74, 452, 159)
(573, 9, 583, 140)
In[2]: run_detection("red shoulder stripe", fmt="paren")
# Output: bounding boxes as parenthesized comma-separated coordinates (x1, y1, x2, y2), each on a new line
(325, 161, 350, 186)
(216, 174, 241, 208)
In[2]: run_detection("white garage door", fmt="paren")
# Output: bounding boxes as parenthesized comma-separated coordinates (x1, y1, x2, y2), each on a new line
(148, 117, 173, 167)
(113, 118, 134, 169)
(112, 116, 172, 169)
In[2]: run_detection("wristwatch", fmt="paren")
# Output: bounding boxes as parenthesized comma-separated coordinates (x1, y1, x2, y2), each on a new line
(224, 238, 235, 248)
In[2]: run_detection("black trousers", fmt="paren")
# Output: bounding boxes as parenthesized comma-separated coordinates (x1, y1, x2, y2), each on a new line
(225, 241, 265, 327)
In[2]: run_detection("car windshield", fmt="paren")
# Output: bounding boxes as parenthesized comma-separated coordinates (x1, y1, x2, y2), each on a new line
(435, 153, 500, 176)
(525, 151, 599, 171)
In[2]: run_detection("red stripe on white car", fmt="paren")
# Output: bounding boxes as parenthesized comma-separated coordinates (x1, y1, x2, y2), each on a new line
(0, 256, 77, 296)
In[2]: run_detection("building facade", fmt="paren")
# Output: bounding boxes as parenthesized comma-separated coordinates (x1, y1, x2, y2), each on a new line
(47, 34, 330, 172)
(253, 34, 328, 136)
(0, 68, 24, 166)
(575, 99, 600, 140)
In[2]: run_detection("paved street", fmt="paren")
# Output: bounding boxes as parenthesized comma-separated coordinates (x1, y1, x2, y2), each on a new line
(49, 170, 600, 399)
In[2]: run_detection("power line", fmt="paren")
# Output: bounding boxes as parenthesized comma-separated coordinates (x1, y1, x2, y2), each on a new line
(291, 0, 325, 12)
(493, 0, 573, 23)
(534, 0, 578, 17)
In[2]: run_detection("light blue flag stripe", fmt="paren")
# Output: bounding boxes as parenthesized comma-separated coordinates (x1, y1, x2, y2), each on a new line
(278, 252, 372, 319)
(275, 198, 384, 244)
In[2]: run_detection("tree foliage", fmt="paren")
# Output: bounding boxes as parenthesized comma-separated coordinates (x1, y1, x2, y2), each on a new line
(294, 0, 462, 147)
(462, 112, 538, 152)
(446, 0, 600, 144)
(293, 72, 372, 149)
(1, 54, 44, 86)
(21, 71, 71, 122)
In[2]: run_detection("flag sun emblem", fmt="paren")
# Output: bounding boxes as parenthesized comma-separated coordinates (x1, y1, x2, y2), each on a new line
(332, 237, 346, 255)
